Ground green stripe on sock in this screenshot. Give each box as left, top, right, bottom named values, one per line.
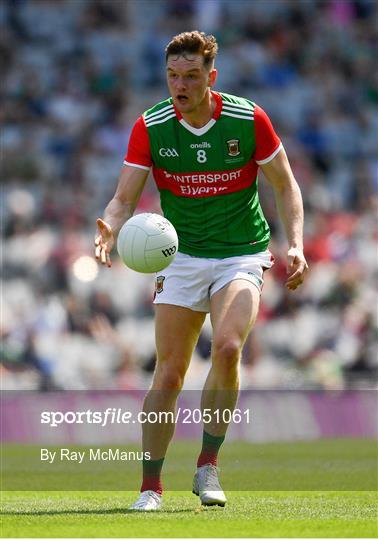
left=197, top=431, right=226, bottom=467
left=203, top=431, right=225, bottom=448
left=143, top=457, right=165, bottom=474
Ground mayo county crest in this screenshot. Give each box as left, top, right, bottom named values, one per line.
left=155, top=276, right=165, bottom=294
left=226, top=139, right=240, bottom=156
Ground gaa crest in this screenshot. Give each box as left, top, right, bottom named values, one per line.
left=155, top=276, right=165, bottom=294
left=226, top=138, right=240, bottom=157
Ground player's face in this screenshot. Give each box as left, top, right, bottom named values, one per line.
left=166, top=54, right=217, bottom=114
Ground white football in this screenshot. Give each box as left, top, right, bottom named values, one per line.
left=117, top=213, right=178, bottom=273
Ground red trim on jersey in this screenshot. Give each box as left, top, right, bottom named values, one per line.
left=124, top=116, right=152, bottom=168
left=211, top=91, right=223, bottom=119
left=173, top=90, right=222, bottom=121
left=253, top=105, right=281, bottom=163
left=153, top=159, right=258, bottom=198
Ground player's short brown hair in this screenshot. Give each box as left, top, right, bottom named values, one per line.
left=165, top=31, right=218, bottom=68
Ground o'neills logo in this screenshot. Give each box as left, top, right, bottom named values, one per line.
left=190, top=142, right=211, bottom=149
left=155, top=276, right=165, bottom=294
left=226, top=139, right=240, bottom=156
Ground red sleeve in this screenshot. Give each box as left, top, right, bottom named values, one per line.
left=253, top=104, right=282, bottom=164
left=123, top=116, right=152, bottom=169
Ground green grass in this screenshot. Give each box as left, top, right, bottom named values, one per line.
left=1, top=439, right=377, bottom=537
left=1, top=490, right=377, bottom=537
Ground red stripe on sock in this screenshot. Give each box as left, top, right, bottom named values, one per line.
left=141, top=476, right=163, bottom=495
left=197, top=451, right=218, bottom=468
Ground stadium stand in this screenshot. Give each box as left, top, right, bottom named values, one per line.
left=1, top=0, right=377, bottom=390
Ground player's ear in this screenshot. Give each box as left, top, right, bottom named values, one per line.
left=208, top=68, right=217, bottom=87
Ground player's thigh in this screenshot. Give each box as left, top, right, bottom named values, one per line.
left=209, top=280, right=260, bottom=350
left=155, top=304, right=206, bottom=369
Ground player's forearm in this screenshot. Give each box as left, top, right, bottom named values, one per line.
left=262, top=151, right=305, bottom=250
left=101, top=166, right=149, bottom=237
left=273, top=180, right=304, bottom=250
left=102, top=197, right=135, bottom=237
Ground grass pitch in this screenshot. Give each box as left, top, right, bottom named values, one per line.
left=1, top=439, right=377, bottom=537
left=2, top=490, right=377, bottom=538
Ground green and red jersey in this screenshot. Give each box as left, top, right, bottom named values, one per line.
left=124, top=91, right=282, bottom=258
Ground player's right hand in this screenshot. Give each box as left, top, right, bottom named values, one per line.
left=95, top=218, right=114, bottom=267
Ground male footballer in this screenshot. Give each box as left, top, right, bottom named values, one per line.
left=95, top=31, right=308, bottom=510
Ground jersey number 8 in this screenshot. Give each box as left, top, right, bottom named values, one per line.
left=196, top=150, right=207, bottom=163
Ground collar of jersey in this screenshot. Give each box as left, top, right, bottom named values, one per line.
left=172, top=91, right=222, bottom=136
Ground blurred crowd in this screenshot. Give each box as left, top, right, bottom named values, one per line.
left=1, top=0, right=377, bottom=391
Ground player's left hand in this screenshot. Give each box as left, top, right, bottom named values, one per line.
left=286, top=247, right=308, bottom=290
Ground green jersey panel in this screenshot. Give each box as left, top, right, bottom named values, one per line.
left=143, top=92, right=270, bottom=258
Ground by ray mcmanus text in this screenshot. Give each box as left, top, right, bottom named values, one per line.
left=40, top=448, right=151, bottom=464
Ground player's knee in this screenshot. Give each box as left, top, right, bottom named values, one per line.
left=154, top=364, right=185, bottom=391
left=212, top=338, right=241, bottom=370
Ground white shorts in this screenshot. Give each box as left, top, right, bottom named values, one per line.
left=153, top=250, right=274, bottom=313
